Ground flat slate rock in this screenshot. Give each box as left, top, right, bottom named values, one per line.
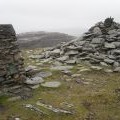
left=66, top=60, right=76, bottom=64
left=51, top=65, right=73, bottom=71
left=41, top=81, right=61, bottom=88
left=62, top=70, right=72, bottom=75
left=104, top=69, right=113, bottom=73
left=91, top=66, right=103, bottom=70
left=57, top=56, right=69, bottom=61
left=51, top=49, right=61, bottom=55
left=104, top=42, right=116, bottom=48
left=29, top=55, right=44, bottom=59
left=25, top=77, right=44, bottom=85
left=25, top=65, right=37, bottom=71
left=104, top=58, right=115, bottom=64
left=79, top=68, right=91, bottom=72
left=35, top=71, right=52, bottom=78
left=29, top=84, right=40, bottom=89
left=91, top=38, right=104, bottom=44
left=66, top=50, right=79, bottom=55
left=113, top=67, right=120, bottom=72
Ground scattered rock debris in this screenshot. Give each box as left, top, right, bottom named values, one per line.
left=23, top=104, right=48, bottom=115
left=36, top=101, right=73, bottom=115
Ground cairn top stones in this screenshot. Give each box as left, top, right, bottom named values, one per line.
left=0, top=24, right=16, bottom=37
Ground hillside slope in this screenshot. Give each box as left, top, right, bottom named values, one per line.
left=17, top=31, right=75, bottom=49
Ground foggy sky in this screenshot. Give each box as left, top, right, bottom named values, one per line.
left=0, top=0, right=120, bottom=35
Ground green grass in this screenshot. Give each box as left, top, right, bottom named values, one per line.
left=0, top=49, right=120, bottom=120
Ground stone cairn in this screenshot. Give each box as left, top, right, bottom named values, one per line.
left=0, top=25, right=26, bottom=95
left=39, top=18, right=120, bottom=72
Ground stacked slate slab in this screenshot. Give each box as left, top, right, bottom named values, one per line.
left=0, top=24, right=26, bottom=87
left=38, top=18, right=120, bottom=72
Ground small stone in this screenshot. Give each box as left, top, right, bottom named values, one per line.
left=53, top=61, right=63, bottom=66
left=112, top=42, right=120, bottom=47
left=108, top=29, right=117, bottom=35
left=72, top=74, right=81, bottom=77
left=51, top=49, right=60, bottom=56
left=62, top=70, right=72, bottom=76
left=15, top=118, right=21, bottom=120
left=25, top=65, right=37, bottom=72
left=66, top=60, right=76, bottom=65
left=83, top=33, right=93, bottom=38
left=41, top=58, right=52, bottom=63
left=91, top=66, right=103, bottom=70
left=35, top=71, right=52, bottom=78
left=112, top=50, right=120, bottom=55
left=41, top=81, right=61, bottom=88
left=51, top=65, right=73, bottom=71
left=29, top=55, right=44, bottom=59
left=67, top=46, right=82, bottom=50
left=36, top=63, right=43, bottom=66
left=91, top=38, right=104, bottom=44
left=83, top=82, right=90, bottom=85
left=104, top=58, right=114, bottom=64
left=75, top=79, right=82, bottom=84
left=77, top=41, right=86, bottom=46
left=108, top=55, right=116, bottom=59
left=89, top=58, right=101, bottom=64
left=29, top=84, right=40, bottom=89
left=104, top=69, right=113, bottom=73
left=25, top=77, right=44, bottom=85
left=104, top=42, right=116, bottom=49
left=93, top=27, right=102, bottom=35
left=82, top=47, right=93, bottom=51
left=100, top=62, right=108, bottom=67
left=113, top=62, right=119, bottom=67
left=66, top=50, right=79, bottom=55
left=57, top=56, right=69, bottom=62
left=113, top=67, right=120, bottom=72
left=79, top=68, right=91, bottom=72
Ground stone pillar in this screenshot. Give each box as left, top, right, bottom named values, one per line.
left=0, top=24, right=26, bottom=86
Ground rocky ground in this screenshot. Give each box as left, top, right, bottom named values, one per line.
left=0, top=48, right=120, bottom=120
left=0, top=18, right=120, bottom=120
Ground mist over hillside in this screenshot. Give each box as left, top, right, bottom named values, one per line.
left=34, top=28, right=87, bottom=36
left=17, top=31, right=76, bottom=49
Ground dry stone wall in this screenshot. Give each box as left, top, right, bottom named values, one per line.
left=0, top=24, right=26, bottom=86
left=39, top=18, right=120, bottom=72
